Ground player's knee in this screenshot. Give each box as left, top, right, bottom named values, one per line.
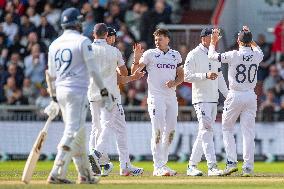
left=154, top=129, right=161, bottom=144
left=58, top=134, right=75, bottom=151
left=199, top=116, right=213, bottom=131
left=167, top=130, right=175, bottom=145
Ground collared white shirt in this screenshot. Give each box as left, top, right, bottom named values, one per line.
left=184, top=43, right=228, bottom=104
left=139, top=48, right=182, bottom=97
left=87, top=39, right=124, bottom=102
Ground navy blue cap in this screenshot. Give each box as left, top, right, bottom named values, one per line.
left=238, top=30, right=252, bottom=43
left=61, top=8, right=83, bottom=28
left=93, top=23, right=108, bottom=36
left=107, top=27, right=117, bottom=37
left=200, top=28, right=212, bottom=37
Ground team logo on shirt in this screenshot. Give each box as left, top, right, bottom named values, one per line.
left=88, top=45, right=92, bottom=51
left=155, top=54, right=161, bottom=58
left=157, top=63, right=176, bottom=69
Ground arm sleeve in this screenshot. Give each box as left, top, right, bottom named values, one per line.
left=117, top=48, right=125, bottom=67
left=177, top=52, right=183, bottom=67
left=47, top=47, right=56, bottom=78
left=81, top=38, right=105, bottom=90
left=208, top=44, right=234, bottom=64
left=139, top=50, right=151, bottom=66
left=184, top=52, right=207, bottom=82
left=218, top=69, right=228, bottom=98
left=252, top=45, right=264, bottom=63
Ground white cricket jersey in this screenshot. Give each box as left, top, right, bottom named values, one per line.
left=184, top=44, right=228, bottom=104
left=47, top=30, right=94, bottom=94
left=87, top=39, right=124, bottom=102
left=208, top=45, right=264, bottom=91
left=139, top=48, right=182, bottom=97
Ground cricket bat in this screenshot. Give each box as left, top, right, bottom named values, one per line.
left=21, top=116, right=53, bottom=184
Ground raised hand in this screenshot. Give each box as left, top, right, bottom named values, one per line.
left=133, top=43, right=144, bottom=63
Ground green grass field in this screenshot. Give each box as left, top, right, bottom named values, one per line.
left=1, top=161, right=284, bottom=189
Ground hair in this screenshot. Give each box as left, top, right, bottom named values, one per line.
left=153, top=28, right=170, bottom=38
left=239, top=41, right=251, bottom=47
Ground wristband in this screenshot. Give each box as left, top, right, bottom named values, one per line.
left=52, top=96, right=58, bottom=102
left=100, top=88, right=109, bottom=97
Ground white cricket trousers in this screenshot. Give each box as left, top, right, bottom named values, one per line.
left=89, top=101, right=102, bottom=153
left=95, top=102, right=130, bottom=169
left=222, top=90, right=257, bottom=170
left=147, top=95, right=178, bottom=169
left=189, top=103, right=218, bottom=167
left=50, top=91, right=91, bottom=179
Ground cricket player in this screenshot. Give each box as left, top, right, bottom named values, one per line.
left=45, top=8, right=114, bottom=184
left=208, top=26, right=264, bottom=176
left=88, top=26, right=127, bottom=176
left=88, top=23, right=144, bottom=176
left=132, top=28, right=184, bottom=176
left=184, top=28, right=228, bottom=176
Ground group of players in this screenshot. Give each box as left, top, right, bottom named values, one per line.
left=43, top=7, right=263, bottom=184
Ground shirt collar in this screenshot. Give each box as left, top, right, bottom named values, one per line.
left=64, top=29, right=80, bottom=34
left=199, top=43, right=208, bottom=54
left=239, top=46, right=252, bottom=51
left=156, top=47, right=171, bottom=55
left=93, top=39, right=107, bottom=44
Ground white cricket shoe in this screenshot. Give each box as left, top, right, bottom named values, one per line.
left=77, top=175, right=100, bottom=184
left=187, top=165, right=203, bottom=176
left=223, top=161, right=238, bottom=176
left=101, top=162, right=114, bottom=176
left=208, top=164, right=223, bottom=176
left=120, top=163, right=144, bottom=176
left=47, top=175, right=74, bottom=184
left=242, top=167, right=253, bottom=177
left=153, top=165, right=177, bottom=176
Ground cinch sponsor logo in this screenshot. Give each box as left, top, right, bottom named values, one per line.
left=157, top=63, right=176, bottom=69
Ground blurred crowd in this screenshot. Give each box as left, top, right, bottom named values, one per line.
left=0, top=0, right=283, bottom=121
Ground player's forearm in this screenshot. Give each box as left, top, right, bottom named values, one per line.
left=118, top=74, right=135, bottom=84
left=218, top=73, right=228, bottom=98
left=174, top=67, right=184, bottom=86
left=131, top=63, right=139, bottom=74
left=118, top=65, right=128, bottom=76
left=208, top=45, right=220, bottom=61
left=45, top=70, right=56, bottom=98
left=184, top=72, right=207, bottom=82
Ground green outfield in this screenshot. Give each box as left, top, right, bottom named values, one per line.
left=1, top=161, right=284, bottom=189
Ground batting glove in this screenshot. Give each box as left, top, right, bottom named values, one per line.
left=44, top=99, right=60, bottom=120
left=100, top=88, right=115, bottom=112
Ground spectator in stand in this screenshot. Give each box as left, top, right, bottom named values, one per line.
left=24, top=44, right=46, bottom=86
left=82, top=11, right=96, bottom=39
left=2, top=13, right=18, bottom=45
left=36, top=13, right=57, bottom=45
left=2, top=1, right=21, bottom=25
left=7, top=52, right=24, bottom=69
left=91, top=0, right=106, bottom=23
left=140, top=0, right=171, bottom=47
left=0, top=48, right=8, bottom=68
left=26, top=6, right=41, bottom=27
left=3, top=63, right=24, bottom=88
left=260, top=89, right=280, bottom=122
left=35, top=86, right=50, bottom=111
left=108, top=1, right=124, bottom=23
left=3, top=76, right=23, bottom=105
left=278, top=96, right=284, bottom=121
left=104, top=12, right=120, bottom=31
left=263, top=65, right=282, bottom=94
left=257, top=34, right=272, bottom=81
left=8, top=34, right=26, bottom=58
left=275, top=80, right=284, bottom=99
left=124, top=88, right=141, bottom=106
left=26, top=32, right=47, bottom=55
left=125, top=2, right=143, bottom=40
left=277, top=55, right=284, bottom=79
left=117, top=23, right=135, bottom=44
left=0, top=32, right=7, bottom=52
left=19, top=14, right=36, bottom=38
left=22, top=77, right=36, bottom=105
left=43, top=3, right=61, bottom=32
left=272, top=18, right=284, bottom=64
